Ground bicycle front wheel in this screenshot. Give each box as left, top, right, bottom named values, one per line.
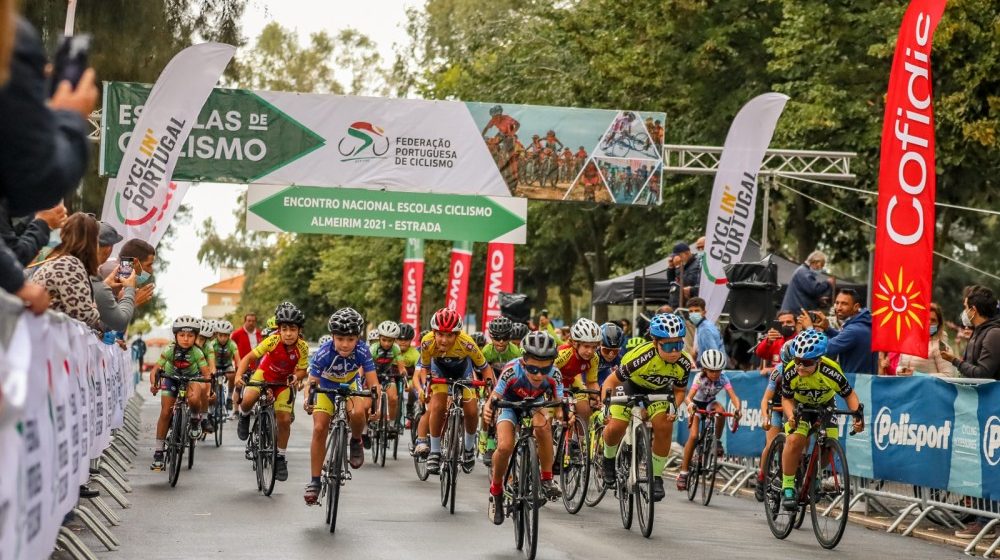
left=214, top=391, right=225, bottom=447
left=187, top=431, right=195, bottom=470
left=560, top=416, right=590, bottom=514
left=687, top=436, right=702, bottom=502
left=810, top=438, right=851, bottom=549
left=412, top=410, right=429, bottom=481
left=701, top=426, right=719, bottom=506
left=327, top=424, right=346, bottom=533
left=259, top=407, right=278, bottom=496
left=616, top=444, right=633, bottom=530
left=634, top=424, right=654, bottom=538
left=585, top=425, right=607, bottom=507
left=522, top=438, right=541, bottom=560
left=763, top=434, right=794, bottom=539
left=377, top=396, right=389, bottom=467
left=511, top=444, right=525, bottom=551
left=167, top=407, right=185, bottom=487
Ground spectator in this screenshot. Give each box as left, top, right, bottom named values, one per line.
left=619, top=317, right=632, bottom=338
left=780, top=250, right=835, bottom=312
left=231, top=312, right=263, bottom=368
left=893, top=303, right=955, bottom=377
left=666, top=242, right=700, bottom=307
left=91, top=222, right=136, bottom=332
left=801, top=288, right=877, bottom=374
left=0, top=200, right=65, bottom=265
left=29, top=213, right=102, bottom=329
left=109, top=239, right=157, bottom=307
left=754, top=309, right=797, bottom=372
left=537, top=308, right=561, bottom=343
left=686, top=296, right=724, bottom=361
left=131, top=335, right=147, bottom=368
left=942, top=285, right=1000, bottom=380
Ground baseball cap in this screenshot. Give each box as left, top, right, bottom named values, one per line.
left=98, top=222, right=124, bottom=247
left=671, top=242, right=690, bottom=255
left=539, top=308, right=549, bottom=317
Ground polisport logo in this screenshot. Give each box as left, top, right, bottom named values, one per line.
left=337, top=121, right=389, bottom=162
left=874, top=406, right=951, bottom=452
left=984, top=416, right=1000, bottom=467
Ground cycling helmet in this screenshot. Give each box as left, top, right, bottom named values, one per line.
left=199, top=319, right=216, bottom=337
left=488, top=316, right=513, bottom=340
left=626, top=336, right=647, bottom=350
left=214, top=320, right=234, bottom=335
left=275, top=305, right=305, bottom=327
left=367, top=330, right=380, bottom=344
left=489, top=105, right=503, bottom=116
left=791, top=329, right=828, bottom=360
left=779, top=339, right=795, bottom=364
left=376, top=320, right=401, bottom=338
left=266, top=316, right=277, bottom=330
left=472, top=332, right=488, bottom=348
left=700, top=349, right=728, bottom=371
left=172, top=315, right=201, bottom=335
left=430, top=308, right=463, bottom=332
left=546, top=129, right=555, bottom=136
left=510, top=322, right=529, bottom=342
left=648, top=313, right=686, bottom=339
left=569, top=318, right=601, bottom=343
left=521, top=331, right=558, bottom=360
left=318, top=334, right=333, bottom=346
left=327, top=308, right=365, bottom=336
left=275, top=301, right=296, bottom=314
left=600, top=322, right=625, bottom=348
left=398, top=322, right=416, bottom=341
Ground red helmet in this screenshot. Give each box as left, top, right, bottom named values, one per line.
left=430, top=308, right=463, bottom=332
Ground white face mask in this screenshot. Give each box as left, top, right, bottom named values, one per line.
left=961, top=308, right=974, bottom=328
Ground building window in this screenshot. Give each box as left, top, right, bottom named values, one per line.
left=222, top=297, right=233, bottom=306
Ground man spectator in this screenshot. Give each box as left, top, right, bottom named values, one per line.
left=754, top=309, right=797, bottom=372
left=686, top=296, right=724, bottom=361
left=0, top=200, right=65, bottom=265
left=942, top=285, right=1000, bottom=380
left=232, top=312, right=263, bottom=367
left=112, top=239, right=157, bottom=307
left=781, top=250, right=835, bottom=312
left=131, top=335, right=147, bottom=369
left=91, top=222, right=140, bottom=332
left=667, top=242, right=700, bottom=307
left=801, top=288, right=877, bottom=374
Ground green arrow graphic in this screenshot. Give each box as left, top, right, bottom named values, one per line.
left=249, top=186, right=525, bottom=243
left=101, top=82, right=325, bottom=182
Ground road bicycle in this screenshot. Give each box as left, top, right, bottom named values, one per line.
left=244, top=379, right=295, bottom=496
left=410, top=396, right=430, bottom=481
left=206, top=370, right=231, bottom=448
left=158, top=373, right=212, bottom=488
left=686, top=406, right=739, bottom=506
left=306, top=383, right=374, bottom=533
left=585, top=411, right=609, bottom=507
left=601, top=130, right=654, bottom=159
left=433, top=376, right=487, bottom=514
left=554, top=388, right=599, bottom=514
left=371, top=372, right=405, bottom=467
left=763, top=403, right=863, bottom=549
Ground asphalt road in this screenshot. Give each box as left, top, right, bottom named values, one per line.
left=84, top=394, right=964, bottom=560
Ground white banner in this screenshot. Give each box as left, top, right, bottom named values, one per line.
left=699, top=93, right=789, bottom=321
left=100, top=43, right=234, bottom=252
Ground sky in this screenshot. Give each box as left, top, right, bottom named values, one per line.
left=156, top=0, right=420, bottom=323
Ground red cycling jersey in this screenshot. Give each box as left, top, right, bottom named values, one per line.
left=554, top=343, right=599, bottom=387
left=251, top=335, right=310, bottom=383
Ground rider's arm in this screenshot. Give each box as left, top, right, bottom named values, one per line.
left=725, top=386, right=741, bottom=413
left=362, top=369, right=381, bottom=395
left=293, top=367, right=308, bottom=383
left=672, top=385, right=686, bottom=412
left=683, top=384, right=698, bottom=410
left=781, top=396, right=796, bottom=425
left=234, top=352, right=255, bottom=383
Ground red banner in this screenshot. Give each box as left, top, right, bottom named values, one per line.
left=481, top=243, right=515, bottom=330
left=400, top=239, right=424, bottom=343
left=872, top=0, right=946, bottom=358
left=445, top=241, right=474, bottom=318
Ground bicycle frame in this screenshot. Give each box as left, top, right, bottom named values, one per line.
left=790, top=406, right=858, bottom=506
left=608, top=393, right=673, bottom=489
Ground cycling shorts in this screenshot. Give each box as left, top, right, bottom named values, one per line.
left=565, top=375, right=589, bottom=402
left=608, top=381, right=675, bottom=423
left=312, top=379, right=367, bottom=416
left=244, top=370, right=294, bottom=414
left=159, top=376, right=181, bottom=398
left=497, top=406, right=551, bottom=427
left=784, top=410, right=837, bottom=439
left=428, top=358, right=476, bottom=399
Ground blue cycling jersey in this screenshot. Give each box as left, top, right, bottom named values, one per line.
left=597, top=352, right=621, bottom=386
left=494, top=360, right=564, bottom=402
left=308, top=340, right=376, bottom=388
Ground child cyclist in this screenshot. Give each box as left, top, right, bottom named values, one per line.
left=207, top=320, right=241, bottom=417
left=482, top=331, right=564, bottom=525
left=303, top=308, right=381, bottom=504
left=371, top=320, right=408, bottom=436
left=754, top=339, right=795, bottom=501
left=149, top=316, right=213, bottom=470
left=676, top=349, right=741, bottom=491
left=479, top=316, right=524, bottom=464
left=397, top=323, right=421, bottom=427
left=554, top=318, right=603, bottom=425
left=235, top=304, right=310, bottom=483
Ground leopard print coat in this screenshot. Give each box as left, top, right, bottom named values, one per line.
left=32, top=255, right=101, bottom=328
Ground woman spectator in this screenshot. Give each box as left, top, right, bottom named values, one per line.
left=893, top=303, right=956, bottom=377
left=29, top=213, right=103, bottom=329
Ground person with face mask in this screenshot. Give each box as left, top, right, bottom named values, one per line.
left=780, top=250, right=836, bottom=313
left=754, top=310, right=798, bottom=373
left=891, top=303, right=956, bottom=377
left=942, top=285, right=1000, bottom=381
left=686, top=297, right=724, bottom=361
left=800, top=288, right=877, bottom=375
left=90, top=222, right=136, bottom=333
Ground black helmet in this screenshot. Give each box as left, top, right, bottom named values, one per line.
left=327, top=308, right=364, bottom=336
left=275, top=305, right=305, bottom=327
left=489, top=105, right=503, bottom=116
left=488, top=316, right=513, bottom=339
left=275, top=301, right=296, bottom=315
left=398, top=322, right=416, bottom=341
left=510, top=322, right=529, bottom=342
left=472, top=332, right=487, bottom=348
left=521, top=331, right=558, bottom=360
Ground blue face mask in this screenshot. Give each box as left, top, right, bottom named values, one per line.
left=137, top=271, right=151, bottom=285
left=689, top=312, right=703, bottom=326
left=929, top=325, right=939, bottom=336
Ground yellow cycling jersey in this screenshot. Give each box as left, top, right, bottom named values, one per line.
left=418, top=331, right=488, bottom=371
left=615, top=341, right=692, bottom=391
left=780, top=356, right=853, bottom=407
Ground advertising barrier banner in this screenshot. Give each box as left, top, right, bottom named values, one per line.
left=101, top=82, right=666, bottom=206
left=979, top=381, right=1000, bottom=500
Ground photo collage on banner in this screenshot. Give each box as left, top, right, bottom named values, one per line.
left=467, top=103, right=665, bottom=206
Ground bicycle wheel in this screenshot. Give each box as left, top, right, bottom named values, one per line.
left=440, top=412, right=454, bottom=508
left=377, top=397, right=388, bottom=467
left=412, top=411, right=429, bottom=481
left=259, top=407, right=278, bottom=496
left=447, top=412, right=461, bottom=514
left=585, top=425, right=607, bottom=507
left=214, top=388, right=225, bottom=447
left=701, top=428, right=718, bottom=506
left=187, top=430, right=195, bottom=470
left=634, top=424, right=654, bottom=538
left=561, top=416, right=590, bottom=514
left=763, top=434, right=794, bottom=539
left=511, top=444, right=524, bottom=551
left=327, top=424, right=345, bottom=533
left=609, top=139, right=627, bottom=158
left=167, top=407, right=184, bottom=487
left=811, top=438, right=851, bottom=549
left=687, top=431, right=702, bottom=502
left=392, top=385, right=403, bottom=461
left=616, top=444, right=633, bottom=530
left=249, top=415, right=263, bottom=492
left=522, top=437, right=541, bottom=560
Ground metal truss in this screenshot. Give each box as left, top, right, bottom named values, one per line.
left=662, top=144, right=856, bottom=181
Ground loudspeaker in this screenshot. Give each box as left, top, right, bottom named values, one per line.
left=723, top=256, right=780, bottom=332
left=499, top=292, right=531, bottom=324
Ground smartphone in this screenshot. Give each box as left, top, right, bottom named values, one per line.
left=939, top=340, right=947, bottom=352
left=768, top=319, right=782, bottom=332
left=810, top=312, right=824, bottom=324
left=48, top=34, right=91, bottom=96
left=117, top=257, right=134, bottom=281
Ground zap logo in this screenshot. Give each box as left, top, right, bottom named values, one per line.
left=337, top=121, right=389, bottom=162
left=984, top=415, right=1000, bottom=467
left=872, top=267, right=927, bottom=341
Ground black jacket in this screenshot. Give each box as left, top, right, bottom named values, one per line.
left=0, top=202, right=50, bottom=265
left=958, top=316, right=1000, bottom=380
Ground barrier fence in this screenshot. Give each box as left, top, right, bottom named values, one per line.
left=0, top=302, right=138, bottom=560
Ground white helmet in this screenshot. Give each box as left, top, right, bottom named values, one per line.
left=570, top=318, right=601, bottom=343
left=318, top=334, right=333, bottom=346
left=172, top=315, right=201, bottom=334
left=367, top=330, right=380, bottom=343
left=214, top=320, right=234, bottom=335
left=700, top=349, right=728, bottom=370
left=376, top=320, right=401, bottom=338
left=199, top=319, right=216, bottom=337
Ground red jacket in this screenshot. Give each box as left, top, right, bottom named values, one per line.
left=232, top=327, right=263, bottom=368
left=755, top=335, right=794, bottom=367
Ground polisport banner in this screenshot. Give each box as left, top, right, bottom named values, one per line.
left=100, top=82, right=666, bottom=206
left=401, top=239, right=424, bottom=343
left=979, top=381, right=1000, bottom=500
left=871, top=0, right=946, bottom=357
left=481, top=243, right=515, bottom=331
left=698, top=93, right=789, bottom=321
left=445, top=241, right=474, bottom=317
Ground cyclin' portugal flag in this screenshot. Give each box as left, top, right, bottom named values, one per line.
left=401, top=239, right=424, bottom=343
left=872, top=0, right=946, bottom=358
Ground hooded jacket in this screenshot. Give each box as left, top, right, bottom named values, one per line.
left=824, top=308, right=877, bottom=375
left=956, top=316, right=1000, bottom=380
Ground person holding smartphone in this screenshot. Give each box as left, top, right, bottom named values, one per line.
left=892, top=302, right=955, bottom=377
left=91, top=222, right=137, bottom=332
left=754, top=310, right=798, bottom=373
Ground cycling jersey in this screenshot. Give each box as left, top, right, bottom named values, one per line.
left=399, top=345, right=420, bottom=371
left=417, top=331, right=488, bottom=373
left=485, top=114, right=519, bottom=136
left=554, top=344, right=598, bottom=388
left=615, top=341, right=692, bottom=392
left=689, top=372, right=732, bottom=404
left=308, top=340, right=376, bottom=388
left=596, top=351, right=621, bottom=386
left=207, top=338, right=239, bottom=371
left=251, top=334, right=310, bottom=383
left=156, top=343, right=208, bottom=377
left=780, top=356, right=852, bottom=407
left=766, top=363, right=789, bottom=407
left=494, top=360, right=564, bottom=402
left=370, top=343, right=403, bottom=376
left=482, top=342, right=523, bottom=369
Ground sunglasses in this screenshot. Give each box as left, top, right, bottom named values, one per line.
left=523, top=363, right=553, bottom=376
left=658, top=341, right=684, bottom=353
left=794, top=358, right=818, bottom=368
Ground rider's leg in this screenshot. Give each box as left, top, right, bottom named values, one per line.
left=462, top=391, right=479, bottom=453
left=574, top=397, right=592, bottom=426
left=649, top=409, right=675, bottom=479
left=712, top=402, right=726, bottom=438
left=225, top=372, right=236, bottom=408
left=348, top=397, right=371, bottom=439
left=533, top=411, right=554, bottom=473
left=310, top=408, right=332, bottom=479
left=386, top=383, right=399, bottom=424
left=781, top=433, right=807, bottom=489
left=239, top=386, right=261, bottom=414
left=681, top=414, right=700, bottom=471
left=490, top=419, right=516, bottom=493
left=427, top=391, right=448, bottom=453
left=275, top=409, right=292, bottom=452
left=156, top=394, right=176, bottom=445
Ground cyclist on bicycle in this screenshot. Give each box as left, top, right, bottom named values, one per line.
left=676, top=349, right=741, bottom=491
left=472, top=332, right=488, bottom=350
left=371, top=320, right=408, bottom=436
left=510, top=322, right=529, bottom=349
left=303, top=308, right=381, bottom=504
left=397, top=323, right=421, bottom=426
left=207, top=320, right=241, bottom=417
left=192, top=319, right=219, bottom=433
left=544, top=129, right=564, bottom=152
left=779, top=329, right=864, bottom=511
left=554, top=318, right=602, bottom=425
left=596, top=322, right=625, bottom=386
left=482, top=331, right=564, bottom=524
left=149, top=316, right=213, bottom=470
left=479, top=316, right=524, bottom=463
left=600, top=313, right=692, bottom=502
left=234, top=304, right=310, bottom=483
left=411, top=308, right=495, bottom=474
left=481, top=105, right=520, bottom=142
left=605, top=112, right=635, bottom=147
left=755, top=339, right=794, bottom=501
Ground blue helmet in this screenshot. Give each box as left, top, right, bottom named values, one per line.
left=779, top=339, right=796, bottom=364
left=791, top=329, right=827, bottom=360
left=600, top=322, right=625, bottom=348
left=648, top=313, right=686, bottom=339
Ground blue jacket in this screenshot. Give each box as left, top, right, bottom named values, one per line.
left=824, top=309, right=877, bottom=375
left=695, top=320, right=725, bottom=361
left=781, top=264, right=831, bottom=312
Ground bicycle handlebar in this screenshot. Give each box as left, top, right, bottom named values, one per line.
left=493, top=398, right=564, bottom=411
left=245, top=380, right=297, bottom=405
left=569, top=388, right=601, bottom=396
left=792, top=403, right=866, bottom=435
left=430, top=377, right=487, bottom=388
left=158, top=373, right=212, bottom=384
left=606, top=394, right=674, bottom=406
left=693, top=408, right=737, bottom=418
